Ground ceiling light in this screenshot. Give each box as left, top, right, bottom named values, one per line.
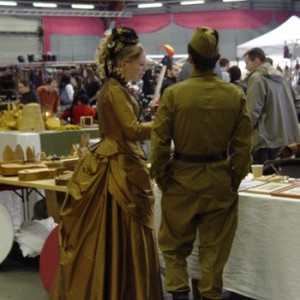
left=138, top=3, right=163, bottom=8
left=0, top=1, right=17, bottom=6
left=71, top=4, right=95, bottom=10
left=180, top=0, right=205, bottom=5
left=33, top=2, right=57, bottom=8
left=223, top=0, right=246, bottom=2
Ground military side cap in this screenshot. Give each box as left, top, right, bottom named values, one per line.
left=189, top=27, right=220, bottom=58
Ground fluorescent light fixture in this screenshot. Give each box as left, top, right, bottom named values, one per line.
left=223, top=0, right=246, bottom=2
left=180, top=0, right=205, bottom=5
left=71, top=4, right=95, bottom=9
left=138, top=2, right=163, bottom=8
left=33, top=2, right=57, bottom=8
left=0, top=1, right=17, bottom=6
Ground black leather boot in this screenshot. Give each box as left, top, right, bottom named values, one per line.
left=191, top=278, right=202, bottom=299
left=172, top=291, right=189, bottom=300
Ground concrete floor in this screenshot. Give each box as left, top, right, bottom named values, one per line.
left=0, top=256, right=173, bottom=300
left=0, top=257, right=48, bottom=300
left=0, top=244, right=254, bottom=300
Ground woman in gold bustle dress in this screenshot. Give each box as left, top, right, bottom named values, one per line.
left=50, top=27, right=164, bottom=300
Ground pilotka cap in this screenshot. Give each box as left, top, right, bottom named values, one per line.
left=189, top=27, right=220, bottom=58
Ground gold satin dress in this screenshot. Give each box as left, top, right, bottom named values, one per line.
left=50, top=78, right=163, bottom=300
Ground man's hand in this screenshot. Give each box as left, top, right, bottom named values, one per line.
left=231, top=169, right=243, bottom=192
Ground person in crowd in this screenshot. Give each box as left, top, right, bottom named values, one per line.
left=178, top=58, right=222, bottom=82
left=178, top=59, right=192, bottom=82
left=160, top=62, right=180, bottom=96
left=59, top=73, right=74, bottom=112
left=60, top=93, right=96, bottom=125
left=265, top=56, right=273, bottom=65
left=219, top=57, right=230, bottom=82
left=228, top=65, right=247, bottom=94
left=50, top=27, right=163, bottom=300
left=37, top=77, right=60, bottom=116
left=83, top=67, right=102, bottom=106
left=280, top=142, right=300, bottom=158
left=72, top=75, right=87, bottom=104
left=17, top=79, right=40, bottom=106
left=142, top=68, right=155, bottom=96
left=243, top=47, right=300, bottom=163
left=150, top=26, right=253, bottom=300
left=214, top=60, right=222, bottom=79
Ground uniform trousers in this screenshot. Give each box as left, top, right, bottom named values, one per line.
left=158, top=182, right=238, bottom=300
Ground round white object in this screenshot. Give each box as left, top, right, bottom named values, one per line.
left=0, top=202, right=14, bottom=264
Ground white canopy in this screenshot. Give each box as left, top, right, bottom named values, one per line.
left=237, top=15, right=300, bottom=58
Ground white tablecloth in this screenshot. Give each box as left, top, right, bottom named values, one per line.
left=0, top=128, right=99, bottom=159
left=223, top=192, right=300, bottom=300
left=0, top=131, right=41, bottom=161
left=0, top=191, right=23, bottom=231
left=155, top=185, right=300, bottom=300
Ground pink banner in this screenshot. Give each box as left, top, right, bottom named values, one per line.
left=173, top=10, right=274, bottom=30
left=115, top=14, right=171, bottom=33
left=42, top=11, right=298, bottom=53
left=275, top=11, right=300, bottom=23
left=43, top=17, right=105, bottom=52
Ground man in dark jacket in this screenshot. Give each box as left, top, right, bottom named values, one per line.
left=17, top=79, right=40, bottom=106
left=160, top=62, right=180, bottom=97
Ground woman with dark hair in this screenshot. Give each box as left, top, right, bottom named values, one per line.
left=17, top=79, right=40, bottom=106
left=72, top=75, right=87, bottom=105
left=83, top=67, right=101, bottom=106
left=228, top=65, right=247, bottom=94
left=50, top=27, right=163, bottom=300
left=60, top=93, right=96, bottom=125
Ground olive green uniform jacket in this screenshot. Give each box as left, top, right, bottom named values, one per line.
left=150, top=69, right=253, bottom=194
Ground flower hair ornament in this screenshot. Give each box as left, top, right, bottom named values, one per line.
left=98, top=27, right=139, bottom=80
left=108, top=27, right=139, bottom=56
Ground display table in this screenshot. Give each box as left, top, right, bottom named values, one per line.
left=154, top=184, right=300, bottom=299
left=0, top=127, right=99, bottom=159
left=223, top=192, right=300, bottom=300
left=39, top=127, right=99, bottom=156
left=0, top=175, right=66, bottom=223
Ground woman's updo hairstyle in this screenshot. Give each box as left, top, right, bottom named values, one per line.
left=97, top=27, right=143, bottom=79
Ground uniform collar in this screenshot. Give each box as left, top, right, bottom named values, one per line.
left=190, top=69, right=216, bottom=78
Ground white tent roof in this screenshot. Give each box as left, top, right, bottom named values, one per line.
left=237, top=15, right=300, bottom=58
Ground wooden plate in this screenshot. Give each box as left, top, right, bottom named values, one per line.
left=0, top=163, right=48, bottom=176
left=18, top=168, right=57, bottom=181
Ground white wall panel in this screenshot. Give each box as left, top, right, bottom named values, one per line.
left=0, top=16, right=40, bottom=33
left=0, top=34, right=42, bottom=64
left=0, top=16, right=41, bottom=65
left=51, top=35, right=100, bottom=61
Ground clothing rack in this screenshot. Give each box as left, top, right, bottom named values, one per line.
left=0, top=61, right=98, bottom=98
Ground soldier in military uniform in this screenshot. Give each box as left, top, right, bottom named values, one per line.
left=150, top=27, right=253, bottom=300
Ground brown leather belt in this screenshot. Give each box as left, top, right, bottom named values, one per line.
left=173, top=151, right=227, bottom=163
